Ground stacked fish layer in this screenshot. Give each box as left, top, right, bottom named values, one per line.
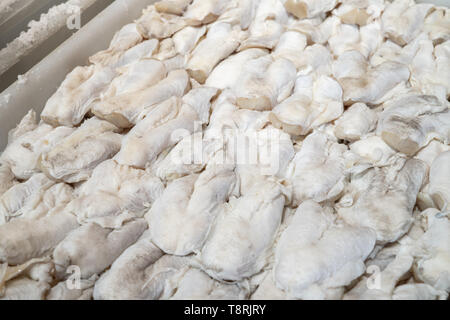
left=0, top=0, right=449, bottom=300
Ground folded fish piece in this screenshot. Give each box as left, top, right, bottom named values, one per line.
left=327, top=23, right=361, bottom=57
left=101, top=59, right=167, bottom=97
left=0, top=173, right=55, bottom=225
left=172, top=25, right=206, bottom=55
left=89, top=23, right=144, bottom=66
left=7, top=182, right=73, bottom=222
left=206, top=48, right=268, bottom=90
left=423, top=6, right=450, bottom=43
left=0, top=277, right=50, bottom=300
left=272, top=31, right=307, bottom=67
left=186, top=22, right=243, bottom=84
left=198, top=180, right=285, bottom=281
left=344, top=252, right=415, bottom=300
left=287, top=132, right=347, bottom=205
left=0, top=165, right=16, bottom=197
left=137, top=6, right=186, bottom=39
left=92, top=69, right=189, bottom=128
left=234, top=57, right=296, bottom=111
left=7, top=110, right=37, bottom=144
left=270, top=75, right=343, bottom=135
left=184, top=0, right=229, bottom=25
left=428, top=151, right=450, bottom=211
left=155, top=0, right=192, bottom=15
left=283, top=0, right=338, bottom=19
left=339, top=158, right=427, bottom=243
left=93, top=231, right=164, bottom=300
left=47, top=276, right=97, bottom=300
left=274, top=200, right=376, bottom=299
left=109, top=39, right=160, bottom=68
left=0, top=211, right=79, bottom=265
left=295, top=44, right=332, bottom=78
left=116, top=87, right=218, bottom=168
left=382, top=0, right=433, bottom=46
left=39, top=118, right=122, bottom=183
left=238, top=0, right=288, bottom=50
left=413, top=208, right=450, bottom=292
left=392, top=283, right=447, bottom=300
left=334, top=103, right=377, bottom=141
left=377, top=94, right=450, bottom=156
left=71, top=159, right=164, bottom=228
left=0, top=257, right=51, bottom=295
left=1, top=122, right=75, bottom=180
left=332, top=50, right=368, bottom=80
left=41, top=65, right=116, bottom=127
left=53, top=219, right=147, bottom=279
left=141, top=255, right=193, bottom=299
left=169, top=268, right=247, bottom=300
left=349, top=135, right=398, bottom=167
left=148, top=165, right=237, bottom=255
left=339, top=61, right=410, bottom=105
left=250, top=270, right=289, bottom=300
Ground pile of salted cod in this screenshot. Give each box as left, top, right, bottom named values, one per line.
left=0, top=0, right=449, bottom=300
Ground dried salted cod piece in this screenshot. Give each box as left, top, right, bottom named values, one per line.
left=428, top=151, right=450, bottom=211
left=338, top=158, right=427, bottom=243
left=69, top=159, right=164, bottom=228
left=198, top=179, right=285, bottom=281
left=53, top=219, right=147, bottom=279
left=101, top=59, right=167, bottom=98
left=206, top=48, right=268, bottom=90
left=328, top=23, right=361, bottom=57
left=272, top=31, right=307, bottom=67
left=423, top=6, right=450, bottom=43
left=116, top=87, right=218, bottom=168
left=349, top=135, right=399, bottom=167
left=1, top=122, right=74, bottom=180
left=186, top=22, right=243, bottom=84
left=137, top=6, right=186, bottom=39
left=39, top=118, right=122, bottom=183
left=381, top=0, right=433, bottom=46
left=274, top=200, right=376, bottom=299
left=239, top=0, right=288, bottom=51
left=139, top=255, right=193, bottom=299
left=0, top=277, right=50, bottom=300
left=184, top=0, right=229, bottom=25
left=89, top=23, right=143, bottom=66
left=233, top=56, right=296, bottom=111
left=377, top=94, right=450, bottom=156
left=0, top=165, right=16, bottom=198
left=168, top=267, right=247, bottom=300
left=3, top=182, right=73, bottom=222
left=334, top=103, right=377, bottom=142
left=172, top=25, right=206, bottom=55
left=0, top=211, right=79, bottom=265
left=339, top=61, right=410, bottom=105
left=392, top=283, right=447, bottom=300
left=92, top=69, right=189, bottom=128
left=287, top=132, right=347, bottom=206
left=47, top=275, right=97, bottom=300
left=283, top=0, right=338, bottom=19
left=155, top=0, right=192, bottom=15
left=148, top=164, right=237, bottom=256
left=295, top=44, right=332, bottom=78
left=41, top=65, right=116, bottom=127
left=270, top=75, right=343, bottom=135
left=7, top=110, right=37, bottom=144
left=413, top=208, right=450, bottom=292
left=93, top=231, right=164, bottom=300
left=0, top=173, right=55, bottom=224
